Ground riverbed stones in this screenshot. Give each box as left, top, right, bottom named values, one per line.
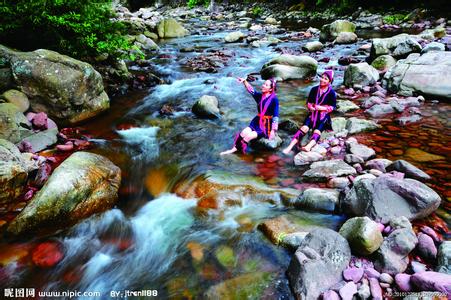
left=383, top=51, right=451, bottom=99
left=371, top=55, right=397, bottom=73
left=365, top=103, right=395, bottom=117
left=0, top=103, right=32, bottom=144
left=303, top=159, right=357, bottom=182
left=437, top=241, right=451, bottom=274
left=250, top=134, right=282, bottom=150
left=347, top=142, right=376, bottom=161
left=320, top=20, right=356, bottom=42
left=294, top=188, right=340, bottom=212
left=302, top=41, right=324, bottom=52
left=192, top=95, right=220, bottom=119
left=385, top=160, right=430, bottom=181
left=204, top=272, right=273, bottom=299
left=287, top=228, right=351, bottom=299
left=0, top=45, right=109, bottom=124
left=339, top=217, right=383, bottom=256
left=346, top=117, right=379, bottom=134
left=157, top=18, right=189, bottom=38
left=336, top=100, right=359, bottom=113
left=224, top=31, right=245, bottom=43
left=370, top=34, right=420, bottom=59
left=405, top=148, right=445, bottom=162
left=18, top=128, right=58, bottom=153
left=1, top=89, right=29, bottom=112
left=260, top=54, right=317, bottom=81
left=421, top=42, right=445, bottom=54
left=342, top=175, right=441, bottom=224
left=258, top=215, right=302, bottom=245
left=7, top=151, right=121, bottom=235
left=416, top=233, right=437, bottom=260
left=0, top=139, right=36, bottom=204
left=410, top=271, right=451, bottom=294
left=335, top=32, right=358, bottom=44
left=344, top=63, right=379, bottom=88
left=294, top=151, right=324, bottom=166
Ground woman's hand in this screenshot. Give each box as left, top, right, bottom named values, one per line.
left=307, top=103, right=315, bottom=112
left=237, top=77, right=246, bottom=83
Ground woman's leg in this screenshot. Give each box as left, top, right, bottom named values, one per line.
left=282, top=125, right=309, bottom=154
left=220, top=127, right=255, bottom=155
left=302, top=129, right=321, bottom=152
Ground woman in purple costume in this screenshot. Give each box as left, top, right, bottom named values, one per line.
left=282, top=70, right=336, bottom=154
left=220, top=77, right=279, bottom=155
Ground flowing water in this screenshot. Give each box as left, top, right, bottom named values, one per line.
left=1, top=16, right=449, bottom=299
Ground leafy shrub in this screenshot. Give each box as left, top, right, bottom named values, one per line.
left=383, top=14, right=407, bottom=25
left=251, top=6, right=263, bottom=17
left=0, top=0, right=133, bottom=60
left=187, top=0, right=210, bottom=9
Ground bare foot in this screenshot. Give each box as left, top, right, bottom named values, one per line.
left=220, top=147, right=237, bottom=155
left=302, top=140, right=316, bottom=152
left=282, top=147, right=292, bottom=155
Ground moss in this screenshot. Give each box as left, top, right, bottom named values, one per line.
left=215, top=245, right=236, bottom=268
left=383, top=14, right=407, bottom=25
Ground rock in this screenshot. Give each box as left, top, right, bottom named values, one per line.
left=395, top=273, right=412, bottom=292
left=420, top=226, right=441, bottom=243
left=370, top=34, right=421, bottom=59
left=224, top=31, right=245, bottom=43
left=410, top=271, right=451, bottom=294
left=342, top=176, right=441, bottom=224
left=260, top=54, right=318, bottom=81
left=0, top=45, right=109, bottom=124
left=365, top=268, right=381, bottom=279
left=329, top=146, right=341, bottom=155
left=346, top=117, right=379, bottom=134
left=339, top=217, right=383, bottom=256
left=204, top=272, right=273, bottom=299
left=0, top=139, right=36, bottom=204
left=374, top=217, right=418, bottom=274
left=332, top=117, right=347, bottom=133
left=264, top=17, right=278, bottom=25
left=345, top=154, right=364, bottom=164
left=416, top=233, right=437, bottom=260
left=380, top=273, right=394, bottom=284
left=368, top=278, right=382, bottom=300
left=411, top=261, right=427, bottom=273
left=31, top=112, right=48, bottom=130
left=250, top=134, right=282, bottom=151
left=157, top=18, right=189, bottom=38
left=18, top=128, right=58, bottom=152
left=280, top=232, right=309, bottom=251
left=365, top=103, right=395, bottom=117
left=279, top=119, right=299, bottom=134
left=7, top=152, right=121, bottom=235
left=365, top=158, right=392, bottom=172
left=362, top=96, right=383, bottom=109
left=335, top=32, right=358, bottom=44
left=0, top=68, right=14, bottom=92
left=215, top=245, right=236, bottom=268
left=405, top=148, right=445, bottom=162
left=0, top=103, right=32, bottom=144
left=303, top=159, right=357, bottom=182
left=386, top=160, right=430, bottom=181
left=287, top=228, right=351, bottom=299
left=437, top=241, right=451, bottom=274
left=344, top=63, right=379, bottom=88
left=322, top=290, right=340, bottom=300
left=134, top=34, right=159, bottom=51
left=383, top=51, right=451, bottom=99
left=371, top=55, right=397, bottom=73
left=302, top=41, right=324, bottom=52
left=327, top=177, right=350, bottom=189
left=294, top=188, right=340, bottom=212
left=357, top=279, right=371, bottom=299
left=258, top=215, right=302, bottom=245
left=397, top=114, right=422, bottom=125
left=1, top=89, right=29, bottom=112
left=320, top=20, right=356, bottom=42
left=336, top=100, right=359, bottom=113
left=31, top=241, right=64, bottom=268
left=347, top=142, right=376, bottom=161
left=192, top=95, right=220, bottom=119
left=339, top=281, right=357, bottom=300
left=343, top=267, right=364, bottom=283
left=421, top=42, right=445, bottom=54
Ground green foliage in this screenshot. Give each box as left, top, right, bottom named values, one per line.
left=383, top=14, right=407, bottom=25
left=0, top=0, right=133, bottom=60
left=187, top=0, right=210, bottom=9
left=251, top=6, right=263, bottom=17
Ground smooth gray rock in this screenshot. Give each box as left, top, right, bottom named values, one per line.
left=320, top=20, right=356, bottom=42
left=437, top=241, right=451, bottom=274
left=192, top=95, right=220, bottom=119
left=250, top=134, right=283, bottom=150
left=294, top=151, right=324, bottom=166
left=410, top=271, right=451, bottom=294
left=303, top=159, right=357, bottom=182
left=302, top=41, right=324, bottom=52
left=365, top=103, right=395, bottom=117
left=421, top=42, right=445, bottom=54
left=224, top=31, right=245, bottom=43
left=339, top=216, right=383, bottom=255
left=337, top=100, right=359, bottom=113
left=294, top=188, right=340, bottom=212
left=344, top=63, right=379, bottom=88
left=261, top=54, right=318, bottom=81
left=386, top=160, right=431, bottom=181
left=335, top=32, right=358, bottom=44
left=0, top=103, right=32, bottom=143
left=346, top=117, right=380, bottom=134
left=347, top=142, right=376, bottom=161
left=287, top=228, right=351, bottom=299
left=18, top=128, right=58, bottom=153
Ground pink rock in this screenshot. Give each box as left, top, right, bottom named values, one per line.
left=343, top=267, right=364, bottom=283
left=395, top=273, right=412, bottom=292
left=322, top=290, right=340, bottom=300
left=34, top=163, right=52, bottom=187
left=376, top=223, right=385, bottom=232
left=364, top=267, right=381, bottom=279
left=417, top=233, right=437, bottom=260
left=17, top=140, right=34, bottom=153
left=410, top=271, right=451, bottom=294
left=368, top=278, right=382, bottom=300
left=56, top=142, right=74, bottom=152
left=339, top=281, right=357, bottom=300
left=383, top=226, right=392, bottom=235
left=343, top=88, right=355, bottom=96
left=411, top=261, right=427, bottom=273
left=26, top=112, right=36, bottom=122
left=32, top=112, right=48, bottom=130
left=420, top=226, right=442, bottom=243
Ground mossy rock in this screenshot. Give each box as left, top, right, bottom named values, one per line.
left=214, top=245, right=236, bottom=268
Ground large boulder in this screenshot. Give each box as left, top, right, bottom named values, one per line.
left=0, top=103, right=32, bottom=143
left=346, top=117, right=380, bottom=134
left=320, top=20, right=356, bottom=42
left=342, top=175, right=441, bottom=224
left=260, top=54, right=317, bottom=81
left=224, top=31, right=246, bottom=43
left=383, top=51, right=451, bottom=99
left=344, top=63, right=379, bottom=88
left=385, top=160, right=430, bottom=181
left=0, top=139, right=36, bottom=204
left=192, top=95, right=220, bottom=119
left=287, top=228, right=351, bottom=299
left=303, top=159, right=357, bottom=182
left=371, top=55, right=397, bottom=73
left=0, top=45, right=109, bottom=124
left=339, top=217, right=383, bottom=256
left=157, top=18, right=189, bottom=38
left=18, top=128, right=58, bottom=153
left=347, top=141, right=376, bottom=161
left=294, top=151, right=324, bottom=166
left=410, top=272, right=451, bottom=295
left=336, top=100, right=359, bottom=113
left=374, top=217, right=418, bottom=275
left=334, top=32, right=358, bottom=44
left=302, top=41, right=324, bottom=52
left=370, top=34, right=421, bottom=59
left=293, top=188, right=340, bottom=212
left=250, top=134, right=283, bottom=150
left=7, top=152, right=121, bottom=235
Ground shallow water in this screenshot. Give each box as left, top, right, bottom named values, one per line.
left=0, top=16, right=449, bottom=298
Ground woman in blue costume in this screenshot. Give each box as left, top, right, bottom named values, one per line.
left=282, top=70, right=336, bottom=154
left=220, top=77, right=279, bottom=155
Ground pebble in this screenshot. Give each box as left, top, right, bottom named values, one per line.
left=417, top=232, right=437, bottom=260
left=379, top=273, right=394, bottom=284
left=420, top=225, right=442, bottom=242
left=339, top=281, right=357, bottom=300
left=368, top=277, right=382, bottom=300
left=364, top=267, right=381, bottom=279
left=343, top=267, right=364, bottom=283
left=395, top=273, right=412, bottom=292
